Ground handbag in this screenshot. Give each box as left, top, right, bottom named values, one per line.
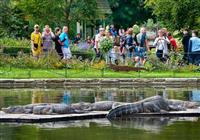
left=33, top=44, right=38, bottom=49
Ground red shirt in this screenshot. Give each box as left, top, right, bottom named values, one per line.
left=168, top=36, right=177, bottom=49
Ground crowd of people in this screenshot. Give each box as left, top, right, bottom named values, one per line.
left=30, top=24, right=200, bottom=66
left=93, top=25, right=200, bottom=66
left=31, top=25, right=71, bottom=60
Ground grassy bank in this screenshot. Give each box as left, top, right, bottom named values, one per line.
left=0, top=67, right=200, bottom=79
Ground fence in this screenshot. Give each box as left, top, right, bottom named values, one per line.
left=0, top=51, right=200, bottom=79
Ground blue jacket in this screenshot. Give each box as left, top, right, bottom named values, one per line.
left=188, top=37, right=200, bottom=52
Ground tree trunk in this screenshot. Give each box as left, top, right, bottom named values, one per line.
left=64, top=0, right=73, bottom=27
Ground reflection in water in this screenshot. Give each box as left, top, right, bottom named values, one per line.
left=110, top=117, right=199, bottom=133
left=63, top=91, right=71, bottom=104
left=1, top=88, right=200, bottom=109
left=32, top=90, right=43, bottom=104
left=191, top=90, right=200, bottom=102
left=1, top=88, right=200, bottom=140
left=1, top=117, right=200, bottom=140
left=0, top=117, right=198, bottom=134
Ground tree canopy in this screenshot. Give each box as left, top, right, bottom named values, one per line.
left=0, top=0, right=97, bottom=38
left=145, top=0, right=200, bottom=30
left=108, top=0, right=153, bottom=28
left=1, top=0, right=200, bottom=38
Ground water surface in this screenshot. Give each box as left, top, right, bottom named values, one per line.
left=1, top=87, right=200, bottom=140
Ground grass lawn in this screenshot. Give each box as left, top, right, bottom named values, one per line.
left=0, top=66, right=200, bottom=79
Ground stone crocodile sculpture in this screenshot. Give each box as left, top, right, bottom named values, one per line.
left=106, top=96, right=199, bottom=120
left=2, top=103, right=84, bottom=115
left=167, top=99, right=199, bottom=110
left=1, top=101, right=116, bottom=115
left=2, top=96, right=199, bottom=115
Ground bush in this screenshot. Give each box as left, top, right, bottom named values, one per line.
left=145, top=52, right=196, bottom=72
left=0, top=38, right=30, bottom=48
left=3, top=47, right=31, bottom=56
left=0, top=50, right=95, bottom=70
left=71, top=50, right=94, bottom=60
left=145, top=54, right=170, bottom=71
left=0, top=38, right=31, bottom=56
left=1, top=38, right=94, bottom=59
left=0, top=51, right=65, bottom=69
left=99, top=37, right=114, bottom=53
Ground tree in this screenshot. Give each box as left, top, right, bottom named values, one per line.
left=145, top=0, right=200, bottom=30
left=0, top=0, right=10, bottom=37
left=0, top=0, right=97, bottom=38
left=17, top=0, right=97, bottom=28
left=108, top=0, right=153, bottom=28
left=0, top=0, right=28, bottom=38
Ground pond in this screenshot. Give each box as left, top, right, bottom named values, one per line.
left=1, top=87, right=200, bottom=140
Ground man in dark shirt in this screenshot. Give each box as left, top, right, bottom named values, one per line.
left=182, top=29, right=191, bottom=63
left=53, top=27, right=63, bottom=59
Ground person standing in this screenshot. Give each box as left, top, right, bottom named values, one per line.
left=31, top=24, right=42, bottom=59
left=53, top=27, right=63, bottom=59
left=110, top=24, right=117, bottom=37
left=118, top=27, right=125, bottom=37
left=162, top=28, right=171, bottom=52
left=94, top=28, right=105, bottom=58
left=136, top=27, right=150, bottom=66
left=106, top=31, right=118, bottom=65
left=153, top=30, right=170, bottom=62
left=119, top=29, right=126, bottom=64
left=59, top=26, right=71, bottom=60
left=42, top=25, right=55, bottom=56
left=182, top=29, right=191, bottom=63
left=125, top=28, right=135, bottom=59
left=188, top=30, right=200, bottom=65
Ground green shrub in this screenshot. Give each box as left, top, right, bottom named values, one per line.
left=0, top=50, right=94, bottom=70
left=3, top=47, right=31, bottom=56
left=0, top=38, right=31, bottom=56
left=145, top=54, right=169, bottom=71
left=1, top=38, right=94, bottom=59
left=71, top=50, right=94, bottom=60
left=0, top=38, right=30, bottom=48
left=1, top=51, right=64, bottom=69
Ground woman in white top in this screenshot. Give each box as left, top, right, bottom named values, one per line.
left=94, top=28, right=105, bottom=57
left=153, top=30, right=170, bottom=62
